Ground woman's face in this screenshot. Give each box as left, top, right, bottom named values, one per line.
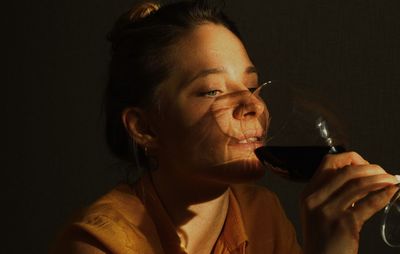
left=151, top=23, right=268, bottom=184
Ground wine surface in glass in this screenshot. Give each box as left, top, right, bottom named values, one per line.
left=255, top=145, right=345, bottom=182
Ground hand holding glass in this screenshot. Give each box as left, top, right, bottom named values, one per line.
left=244, top=80, right=400, bottom=247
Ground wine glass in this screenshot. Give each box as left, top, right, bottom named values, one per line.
left=250, top=80, right=347, bottom=181
left=381, top=187, right=400, bottom=247
left=244, top=80, right=400, bottom=247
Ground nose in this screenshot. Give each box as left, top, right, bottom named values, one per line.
left=233, top=91, right=266, bottom=120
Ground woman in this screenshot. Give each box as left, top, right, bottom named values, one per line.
left=52, top=1, right=399, bottom=253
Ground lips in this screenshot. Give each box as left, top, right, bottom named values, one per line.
left=232, top=129, right=264, bottom=142
left=237, top=136, right=262, bottom=144
left=228, top=129, right=265, bottom=146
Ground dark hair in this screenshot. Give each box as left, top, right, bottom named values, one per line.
left=104, top=0, right=242, bottom=167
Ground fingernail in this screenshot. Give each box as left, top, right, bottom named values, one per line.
left=395, top=175, right=400, bottom=183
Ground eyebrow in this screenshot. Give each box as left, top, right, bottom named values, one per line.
left=187, top=66, right=258, bottom=84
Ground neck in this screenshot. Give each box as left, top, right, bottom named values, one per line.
left=150, top=167, right=230, bottom=253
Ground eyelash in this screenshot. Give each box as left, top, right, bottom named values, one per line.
left=201, top=86, right=258, bottom=98
left=203, top=90, right=222, bottom=97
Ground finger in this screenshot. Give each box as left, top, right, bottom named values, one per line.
left=305, top=165, right=388, bottom=208
left=327, top=174, right=399, bottom=210
left=306, top=152, right=370, bottom=195
left=318, top=151, right=369, bottom=172
left=351, top=185, right=400, bottom=224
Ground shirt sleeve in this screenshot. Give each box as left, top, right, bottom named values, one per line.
left=50, top=226, right=108, bottom=254
left=50, top=214, right=164, bottom=254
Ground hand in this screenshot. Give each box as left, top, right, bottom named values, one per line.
left=300, top=151, right=399, bottom=254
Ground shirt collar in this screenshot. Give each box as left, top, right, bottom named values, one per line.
left=218, top=188, right=249, bottom=251
left=134, top=173, right=249, bottom=253
left=134, top=172, right=187, bottom=253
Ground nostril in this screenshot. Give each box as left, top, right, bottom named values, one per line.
left=232, top=90, right=266, bottom=120
left=243, top=111, right=256, bottom=117
left=233, top=103, right=260, bottom=119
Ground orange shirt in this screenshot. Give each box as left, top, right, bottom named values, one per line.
left=52, top=174, right=302, bottom=254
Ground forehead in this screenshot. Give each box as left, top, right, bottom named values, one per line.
left=168, top=23, right=253, bottom=82
left=153, top=23, right=256, bottom=104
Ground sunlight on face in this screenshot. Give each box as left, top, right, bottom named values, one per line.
left=152, top=23, right=269, bottom=183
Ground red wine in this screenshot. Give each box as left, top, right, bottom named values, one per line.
left=254, top=145, right=345, bottom=181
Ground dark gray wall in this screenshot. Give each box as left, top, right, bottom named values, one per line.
left=3, top=0, right=400, bottom=253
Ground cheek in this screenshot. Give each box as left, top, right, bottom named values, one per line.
left=177, top=98, right=211, bottom=125
left=156, top=94, right=259, bottom=167
left=211, top=108, right=239, bottom=138
left=171, top=98, right=222, bottom=140
left=157, top=102, right=228, bottom=160
left=156, top=100, right=212, bottom=148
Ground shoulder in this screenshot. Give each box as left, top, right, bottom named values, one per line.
left=51, top=184, right=163, bottom=254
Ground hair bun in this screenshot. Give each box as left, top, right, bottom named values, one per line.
left=128, top=2, right=160, bottom=22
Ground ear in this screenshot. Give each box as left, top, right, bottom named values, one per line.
left=121, top=107, right=158, bottom=149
